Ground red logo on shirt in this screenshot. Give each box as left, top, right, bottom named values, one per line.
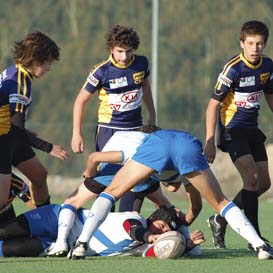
left=121, top=91, right=139, bottom=103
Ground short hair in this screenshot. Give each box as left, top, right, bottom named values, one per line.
left=105, top=25, right=140, bottom=51
left=240, top=20, right=269, bottom=44
left=146, top=205, right=181, bottom=231
left=12, top=31, right=60, bottom=68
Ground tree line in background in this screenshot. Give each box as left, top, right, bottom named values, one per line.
left=1, top=0, right=273, bottom=176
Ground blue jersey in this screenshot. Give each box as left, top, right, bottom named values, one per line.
left=212, top=53, right=273, bottom=128
left=24, top=205, right=147, bottom=256
left=82, top=54, right=150, bottom=129
left=132, top=130, right=209, bottom=175
left=0, top=64, right=32, bottom=135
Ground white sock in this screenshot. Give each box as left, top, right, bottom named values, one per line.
left=77, top=192, right=115, bottom=243
left=221, top=202, right=264, bottom=249
left=56, top=204, right=76, bottom=243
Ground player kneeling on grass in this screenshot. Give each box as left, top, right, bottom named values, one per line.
left=0, top=204, right=204, bottom=258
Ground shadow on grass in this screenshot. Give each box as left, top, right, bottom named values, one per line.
left=184, top=248, right=256, bottom=260
left=0, top=248, right=257, bottom=263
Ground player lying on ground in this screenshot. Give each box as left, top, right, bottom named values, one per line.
left=69, top=129, right=273, bottom=260
left=46, top=129, right=202, bottom=257
left=0, top=204, right=205, bottom=258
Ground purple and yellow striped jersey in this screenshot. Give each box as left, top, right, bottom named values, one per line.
left=212, top=53, right=273, bottom=128
left=0, top=64, right=32, bottom=135
left=82, top=54, right=149, bottom=129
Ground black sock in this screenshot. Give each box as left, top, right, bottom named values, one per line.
left=241, top=189, right=260, bottom=236
left=36, top=195, right=51, bottom=207
left=232, top=189, right=243, bottom=209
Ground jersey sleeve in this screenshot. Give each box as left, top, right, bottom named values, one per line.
left=8, top=75, right=32, bottom=115
left=82, top=66, right=103, bottom=93
left=212, top=67, right=237, bottom=101
left=124, top=219, right=151, bottom=243
left=263, top=71, right=273, bottom=94
left=143, top=56, right=150, bottom=79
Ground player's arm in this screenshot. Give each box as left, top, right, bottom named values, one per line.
left=83, top=151, right=123, bottom=178
left=204, top=97, right=221, bottom=163
left=142, top=77, right=156, bottom=125
left=71, top=88, right=93, bottom=153
left=264, top=92, right=273, bottom=112
left=10, top=112, right=69, bottom=160
left=127, top=219, right=158, bottom=243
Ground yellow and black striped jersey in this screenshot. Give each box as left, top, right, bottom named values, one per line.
left=82, top=54, right=149, bottom=129
left=0, top=64, right=32, bottom=135
left=212, top=53, right=273, bottom=128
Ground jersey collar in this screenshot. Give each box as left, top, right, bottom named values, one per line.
left=109, top=54, right=135, bottom=68
left=240, top=52, right=262, bottom=69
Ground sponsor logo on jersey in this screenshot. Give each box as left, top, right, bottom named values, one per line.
left=30, top=213, right=42, bottom=220
left=247, top=91, right=262, bottom=103
left=260, top=72, right=270, bottom=84
left=133, top=71, right=145, bottom=84
left=109, top=104, right=121, bottom=111
left=87, top=73, right=99, bottom=87
left=109, top=77, right=128, bottom=89
left=121, top=91, right=139, bottom=103
left=239, top=76, right=255, bottom=87
left=234, top=91, right=262, bottom=108
left=9, top=94, right=32, bottom=105
left=217, top=73, right=232, bottom=87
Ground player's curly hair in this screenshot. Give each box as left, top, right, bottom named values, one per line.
left=136, top=124, right=161, bottom=134
left=105, top=25, right=140, bottom=51
left=147, top=205, right=182, bottom=231
left=12, top=31, right=60, bottom=68
left=240, top=20, right=269, bottom=44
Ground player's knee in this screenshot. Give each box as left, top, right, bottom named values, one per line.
left=258, top=181, right=271, bottom=195
left=31, top=168, right=48, bottom=185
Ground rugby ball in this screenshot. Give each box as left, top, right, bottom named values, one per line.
left=153, top=231, right=186, bottom=259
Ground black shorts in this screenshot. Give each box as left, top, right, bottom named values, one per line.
left=84, top=177, right=107, bottom=194
left=0, top=134, right=13, bottom=174
left=12, top=138, right=35, bottom=167
left=218, top=128, right=267, bottom=162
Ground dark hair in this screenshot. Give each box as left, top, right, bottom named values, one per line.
left=12, top=31, right=60, bottom=67
left=147, top=205, right=181, bottom=230
left=136, top=124, right=161, bottom=134
left=240, top=20, right=269, bottom=44
left=105, top=25, right=140, bottom=51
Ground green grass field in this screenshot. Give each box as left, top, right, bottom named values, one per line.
left=2, top=198, right=273, bottom=273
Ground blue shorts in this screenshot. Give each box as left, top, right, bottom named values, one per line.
left=95, top=163, right=122, bottom=186
left=132, top=130, right=209, bottom=175
left=95, top=163, right=158, bottom=192
left=24, top=204, right=61, bottom=249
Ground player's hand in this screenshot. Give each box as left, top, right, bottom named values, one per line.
left=50, top=145, right=70, bottom=160
left=204, top=140, right=216, bottom=164
left=189, top=229, right=206, bottom=245
left=71, top=134, right=84, bottom=153
left=148, top=234, right=161, bottom=243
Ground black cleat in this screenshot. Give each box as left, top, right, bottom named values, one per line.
left=207, top=215, right=226, bottom=249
